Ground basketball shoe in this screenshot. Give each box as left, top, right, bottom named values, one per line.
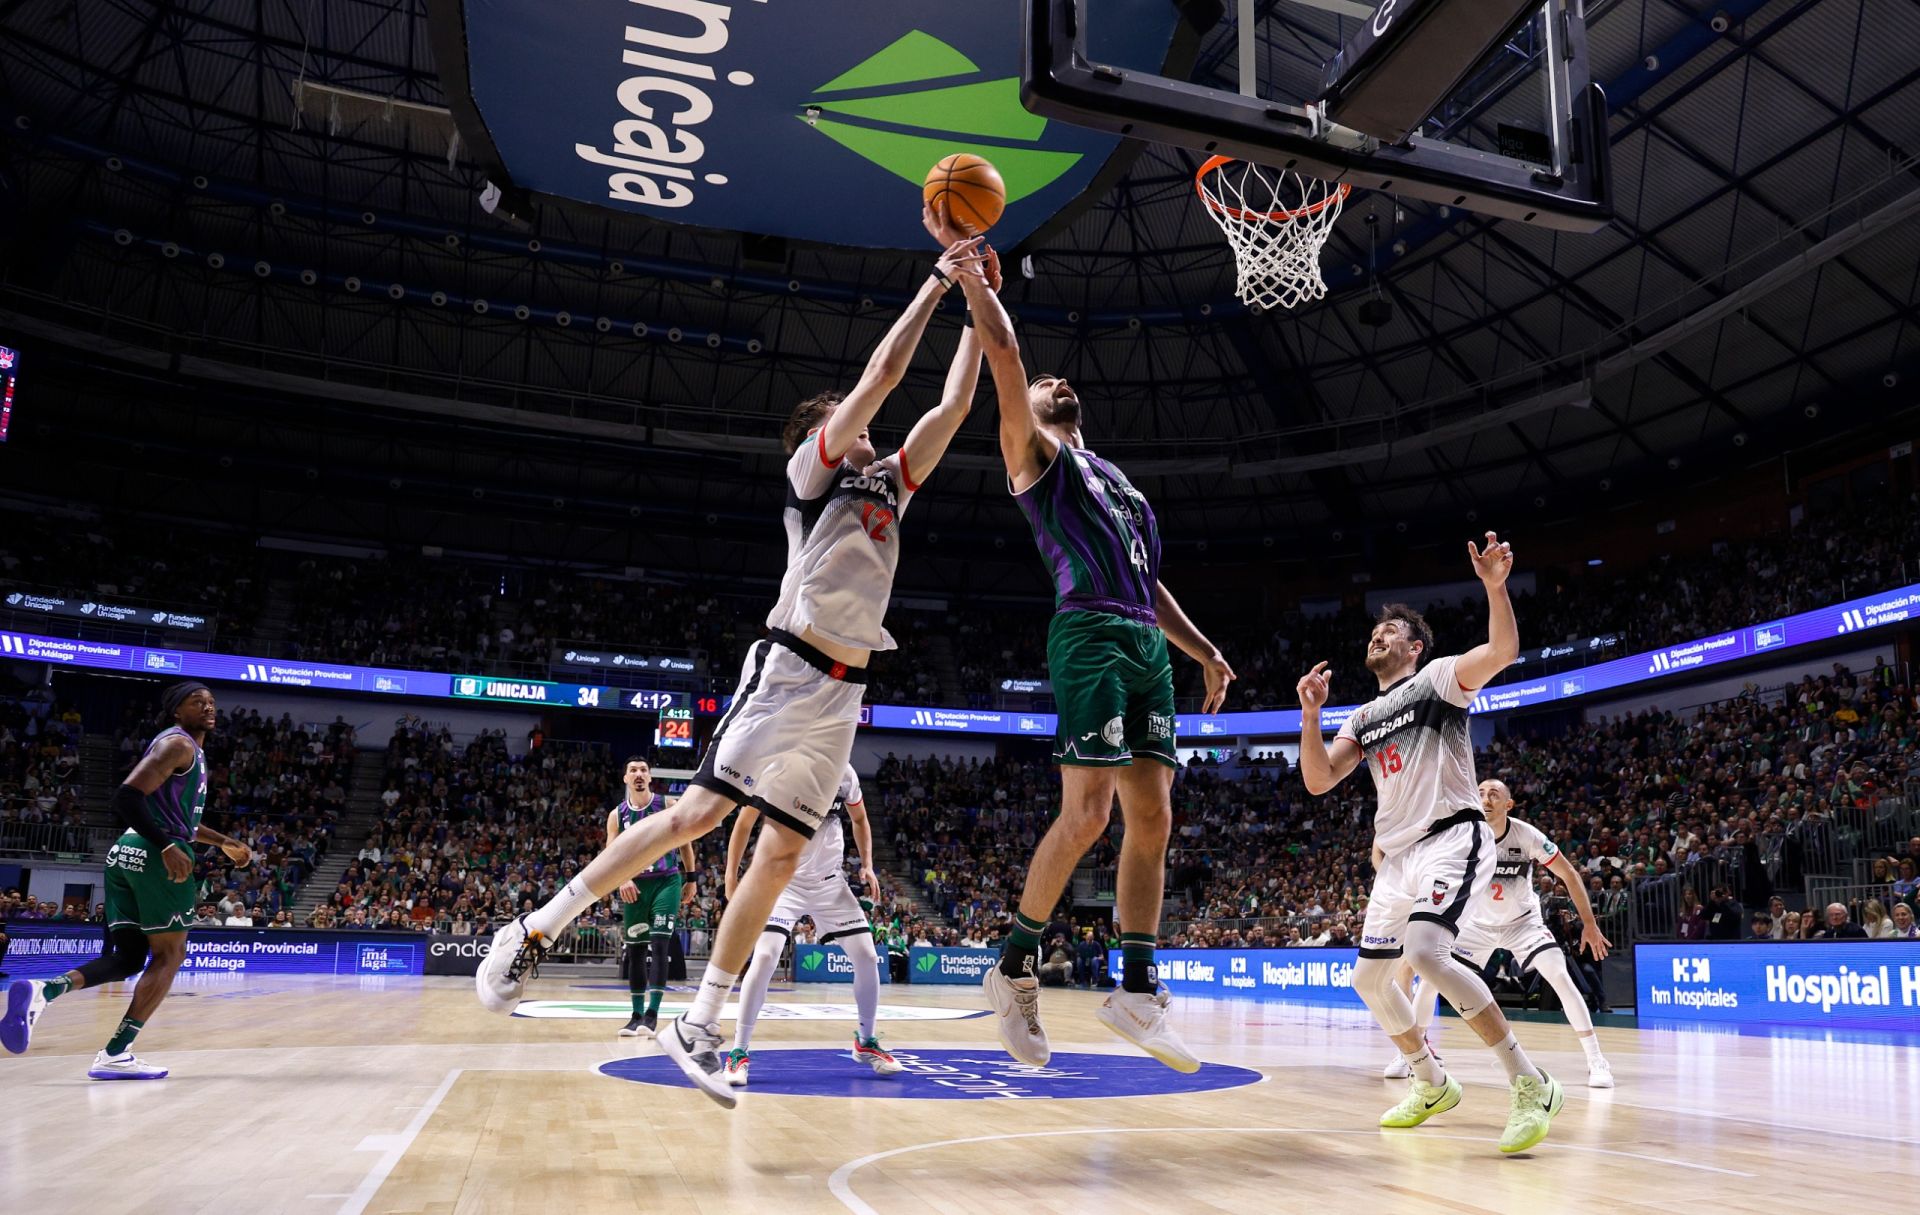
left=619, top=1015, right=648, bottom=1038
left=983, top=965, right=1049, bottom=1066
left=88, top=1050, right=168, bottom=1080
left=1096, top=984, right=1199, bottom=1073
left=725, top=1048, right=751, bottom=1087
left=1499, top=1071, right=1564, bottom=1153
left=474, top=916, right=549, bottom=1014
left=1, top=979, right=48, bottom=1054
left=853, top=1033, right=904, bottom=1075
left=1379, top=1075, right=1462, bottom=1128
left=660, top=1014, right=736, bottom=1109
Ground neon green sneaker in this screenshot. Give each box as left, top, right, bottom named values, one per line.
left=1499, top=1070, right=1564, bottom=1153
left=1379, top=1075, right=1462, bottom=1128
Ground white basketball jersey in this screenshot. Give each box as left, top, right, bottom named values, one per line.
left=1479, top=817, right=1559, bottom=928
left=791, top=764, right=862, bottom=884
left=1336, top=653, right=1481, bottom=858
left=765, top=430, right=918, bottom=652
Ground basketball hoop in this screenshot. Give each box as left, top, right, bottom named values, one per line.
left=1195, top=155, right=1350, bottom=312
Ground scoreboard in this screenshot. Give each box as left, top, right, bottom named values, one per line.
left=0, top=345, right=16, bottom=443
left=449, top=676, right=688, bottom=713
left=654, top=705, right=695, bottom=749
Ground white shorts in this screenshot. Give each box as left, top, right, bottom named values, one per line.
left=1360, top=814, right=1496, bottom=957
left=692, top=636, right=865, bottom=838
left=1455, top=917, right=1561, bottom=973
left=766, top=875, right=870, bottom=944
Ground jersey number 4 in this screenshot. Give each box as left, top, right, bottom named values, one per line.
left=860, top=502, right=894, bottom=542
left=1373, top=742, right=1404, bottom=781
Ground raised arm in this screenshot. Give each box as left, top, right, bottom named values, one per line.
left=1296, top=661, right=1363, bottom=795
left=939, top=223, right=1053, bottom=490
left=1455, top=530, right=1519, bottom=691
left=898, top=325, right=980, bottom=483
left=820, top=236, right=984, bottom=462
left=1154, top=579, right=1235, bottom=714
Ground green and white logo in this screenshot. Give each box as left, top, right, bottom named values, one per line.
left=801, top=948, right=826, bottom=971
left=805, top=31, right=1083, bottom=203
left=916, top=952, right=938, bottom=973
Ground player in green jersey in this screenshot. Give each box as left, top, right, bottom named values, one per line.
left=2, top=682, right=252, bottom=1079
left=608, top=757, right=697, bottom=1038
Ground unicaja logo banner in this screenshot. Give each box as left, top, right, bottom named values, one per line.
left=429, top=0, right=1187, bottom=248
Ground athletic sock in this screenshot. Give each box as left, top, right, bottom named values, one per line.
left=1493, top=1031, right=1543, bottom=1082
left=105, top=1016, right=145, bottom=1056
left=41, top=976, right=74, bottom=1002
left=687, top=964, right=737, bottom=1029
left=647, top=987, right=664, bottom=1016
left=1407, top=1044, right=1445, bottom=1086
left=525, top=877, right=599, bottom=941
left=630, top=991, right=646, bottom=1017
left=1579, top=1033, right=1606, bottom=1064
left=998, top=912, right=1044, bottom=980
left=1120, top=933, right=1157, bottom=994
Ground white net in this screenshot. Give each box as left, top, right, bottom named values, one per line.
left=1196, top=158, right=1350, bottom=312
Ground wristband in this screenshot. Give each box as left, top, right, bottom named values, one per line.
left=931, top=266, right=954, bottom=290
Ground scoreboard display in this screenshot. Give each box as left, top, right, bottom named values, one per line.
left=654, top=705, right=695, bottom=749
left=449, top=676, right=688, bottom=713
left=0, top=345, right=16, bottom=443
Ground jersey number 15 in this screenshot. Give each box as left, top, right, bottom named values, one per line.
left=1373, top=742, right=1404, bottom=781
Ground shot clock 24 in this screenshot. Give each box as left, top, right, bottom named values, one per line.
left=655, top=705, right=695, bottom=749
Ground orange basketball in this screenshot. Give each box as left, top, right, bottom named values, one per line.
left=923, top=154, right=1006, bottom=233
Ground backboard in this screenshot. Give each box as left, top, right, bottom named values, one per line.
left=1022, top=0, right=1612, bottom=233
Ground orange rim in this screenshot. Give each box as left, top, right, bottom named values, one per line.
left=1195, top=155, right=1350, bottom=222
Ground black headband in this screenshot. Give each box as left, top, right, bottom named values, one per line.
left=161, top=681, right=212, bottom=717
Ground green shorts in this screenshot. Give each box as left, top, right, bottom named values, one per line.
left=103, top=833, right=196, bottom=934
left=621, top=873, right=685, bottom=943
left=1048, top=610, right=1177, bottom=768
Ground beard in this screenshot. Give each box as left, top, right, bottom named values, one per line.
left=1034, top=393, right=1081, bottom=428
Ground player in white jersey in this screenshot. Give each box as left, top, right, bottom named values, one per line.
left=476, top=225, right=993, bottom=1109
left=1298, top=532, right=1565, bottom=1155
left=721, top=763, right=902, bottom=1086
left=1451, top=778, right=1614, bottom=1086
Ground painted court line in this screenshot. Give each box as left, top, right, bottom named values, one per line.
left=337, top=1068, right=461, bottom=1215
left=826, top=1126, right=1757, bottom=1214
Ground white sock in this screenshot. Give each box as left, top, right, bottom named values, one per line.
left=525, top=877, right=597, bottom=940
left=688, top=964, right=738, bottom=1029
left=733, top=946, right=779, bottom=1051
left=1493, top=1031, right=1543, bottom=1082
left=1579, top=1033, right=1606, bottom=1064
left=1407, top=1043, right=1444, bottom=1086
left=848, top=941, right=881, bottom=1041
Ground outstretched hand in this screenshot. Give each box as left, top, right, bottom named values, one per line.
left=934, top=235, right=988, bottom=285
left=923, top=199, right=975, bottom=245
left=1468, top=530, right=1513, bottom=587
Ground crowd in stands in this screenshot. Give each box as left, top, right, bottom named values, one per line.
left=0, top=689, right=89, bottom=853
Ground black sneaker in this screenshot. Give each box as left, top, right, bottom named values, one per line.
left=641, top=1008, right=659, bottom=1037
left=659, top=1015, right=735, bottom=1109
left=618, top=1015, right=648, bottom=1038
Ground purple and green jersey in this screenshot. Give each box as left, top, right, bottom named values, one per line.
left=615, top=794, right=680, bottom=876
left=1012, top=445, right=1161, bottom=624
left=133, top=725, right=208, bottom=848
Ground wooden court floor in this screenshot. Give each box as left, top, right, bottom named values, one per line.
left=2, top=970, right=1913, bottom=1214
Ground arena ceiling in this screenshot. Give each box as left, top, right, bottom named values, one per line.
left=0, top=0, right=1916, bottom=554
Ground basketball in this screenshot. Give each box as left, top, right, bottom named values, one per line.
left=923, top=153, right=1006, bottom=233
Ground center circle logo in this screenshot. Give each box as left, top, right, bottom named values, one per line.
left=597, top=1049, right=1261, bottom=1101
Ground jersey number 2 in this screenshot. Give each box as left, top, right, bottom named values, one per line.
left=1373, top=742, right=1403, bottom=781
left=860, top=502, right=894, bottom=542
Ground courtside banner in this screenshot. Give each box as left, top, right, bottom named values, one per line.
left=1113, top=947, right=1367, bottom=1008
left=791, top=942, right=887, bottom=985
left=424, top=933, right=492, bottom=976
left=0, top=923, right=425, bottom=977
left=909, top=946, right=999, bottom=985
left=1636, top=941, right=1920, bottom=1030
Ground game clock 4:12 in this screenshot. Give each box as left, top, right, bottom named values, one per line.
left=654, top=706, right=695, bottom=749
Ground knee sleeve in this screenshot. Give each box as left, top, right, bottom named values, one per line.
left=647, top=934, right=673, bottom=988
left=78, top=926, right=151, bottom=986
left=1353, top=956, right=1417, bottom=1035
left=625, top=943, right=648, bottom=991
left=1404, top=921, right=1495, bottom=1021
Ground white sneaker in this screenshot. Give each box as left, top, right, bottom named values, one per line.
left=982, top=966, right=1049, bottom=1066
left=1, top=979, right=49, bottom=1055
left=659, top=1015, right=736, bottom=1109
left=725, top=1048, right=751, bottom=1087
left=1382, top=1055, right=1412, bottom=1079
left=474, top=916, right=550, bottom=1014
left=1096, top=985, right=1199, bottom=1073
left=1587, top=1058, right=1615, bottom=1088
left=88, top=1049, right=168, bottom=1080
